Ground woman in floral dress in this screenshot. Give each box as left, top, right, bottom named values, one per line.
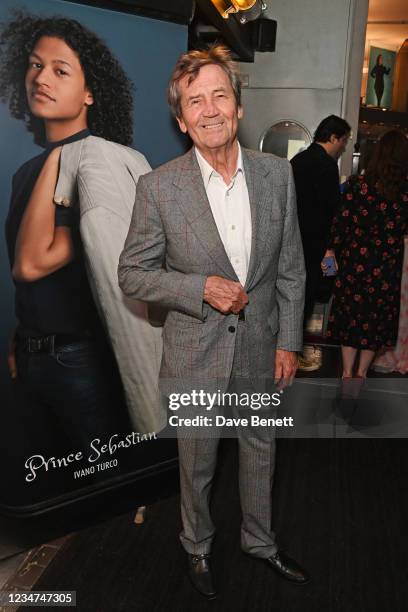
left=325, top=130, right=408, bottom=378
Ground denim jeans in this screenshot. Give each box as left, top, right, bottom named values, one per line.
left=15, top=337, right=126, bottom=458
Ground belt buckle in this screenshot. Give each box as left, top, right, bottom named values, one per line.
left=28, top=337, right=41, bottom=352
left=28, top=335, right=55, bottom=353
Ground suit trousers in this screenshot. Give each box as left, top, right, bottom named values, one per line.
left=177, top=319, right=278, bottom=558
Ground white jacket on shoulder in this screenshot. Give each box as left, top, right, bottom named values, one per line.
left=54, top=135, right=166, bottom=434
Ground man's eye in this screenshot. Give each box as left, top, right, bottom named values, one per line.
left=56, top=69, right=68, bottom=76
left=30, top=62, right=42, bottom=70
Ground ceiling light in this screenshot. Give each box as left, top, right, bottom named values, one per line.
left=210, top=0, right=267, bottom=24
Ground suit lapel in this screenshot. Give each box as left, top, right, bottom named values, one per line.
left=242, top=148, right=271, bottom=290
left=173, top=148, right=238, bottom=280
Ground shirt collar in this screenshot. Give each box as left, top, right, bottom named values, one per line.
left=45, top=128, right=91, bottom=151
left=195, top=142, right=244, bottom=188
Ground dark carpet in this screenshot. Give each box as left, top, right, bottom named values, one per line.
left=31, top=437, right=408, bottom=612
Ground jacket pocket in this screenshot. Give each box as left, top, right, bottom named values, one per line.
left=55, top=341, right=97, bottom=369
left=163, top=324, right=201, bottom=348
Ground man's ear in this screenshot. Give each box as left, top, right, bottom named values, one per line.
left=176, top=115, right=188, bottom=134
left=238, top=105, right=243, bottom=120
left=329, top=134, right=337, bottom=144
left=85, top=88, right=94, bottom=107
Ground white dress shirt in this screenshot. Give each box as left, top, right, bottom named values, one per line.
left=195, top=143, right=252, bottom=285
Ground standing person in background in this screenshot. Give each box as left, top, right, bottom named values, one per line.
left=326, top=130, right=408, bottom=380
left=370, top=54, right=391, bottom=108
left=291, top=115, right=351, bottom=371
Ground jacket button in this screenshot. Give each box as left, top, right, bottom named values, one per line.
left=228, top=326, right=236, bottom=333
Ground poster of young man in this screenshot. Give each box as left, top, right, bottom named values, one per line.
left=0, top=0, right=186, bottom=522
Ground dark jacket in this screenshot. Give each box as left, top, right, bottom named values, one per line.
left=291, top=142, right=340, bottom=263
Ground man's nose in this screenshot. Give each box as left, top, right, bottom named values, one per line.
left=32, top=66, right=52, bottom=87
left=202, top=98, right=218, bottom=116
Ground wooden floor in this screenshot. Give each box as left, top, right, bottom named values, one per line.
left=30, top=433, right=408, bottom=612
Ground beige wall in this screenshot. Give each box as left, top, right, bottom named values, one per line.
left=238, top=0, right=369, bottom=177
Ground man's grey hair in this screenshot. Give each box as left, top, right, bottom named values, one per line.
left=167, top=45, right=242, bottom=118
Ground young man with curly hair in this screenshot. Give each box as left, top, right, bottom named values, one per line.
left=0, top=11, right=164, bottom=466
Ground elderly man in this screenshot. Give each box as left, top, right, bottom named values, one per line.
left=119, top=45, right=308, bottom=599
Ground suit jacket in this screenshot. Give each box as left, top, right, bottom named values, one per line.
left=291, top=142, right=340, bottom=263
left=118, top=146, right=305, bottom=395
left=54, top=135, right=166, bottom=433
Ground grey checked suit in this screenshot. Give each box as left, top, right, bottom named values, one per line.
left=118, top=146, right=305, bottom=556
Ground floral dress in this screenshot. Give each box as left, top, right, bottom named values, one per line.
left=326, top=175, right=408, bottom=350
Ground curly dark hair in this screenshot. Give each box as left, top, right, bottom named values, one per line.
left=0, top=10, right=133, bottom=145
left=366, top=130, right=408, bottom=201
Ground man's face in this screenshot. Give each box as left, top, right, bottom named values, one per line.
left=25, top=36, right=93, bottom=123
left=331, top=132, right=350, bottom=159
left=176, top=64, right=243, bottom=156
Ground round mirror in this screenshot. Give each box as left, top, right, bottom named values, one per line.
left=260, top=121, right=312, bottom=160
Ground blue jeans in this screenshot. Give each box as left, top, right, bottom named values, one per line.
left=15, top=337, right=125, bottom=457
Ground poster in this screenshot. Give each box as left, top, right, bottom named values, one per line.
left=366, top=45, right=396, bottom=109
left=0, top=0, right=186, bottom=556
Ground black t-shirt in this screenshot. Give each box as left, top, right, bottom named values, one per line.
left=5, top=128, right=100, bottom=336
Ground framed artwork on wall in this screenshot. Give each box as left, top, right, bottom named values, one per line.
left=366, top=46, right=396, bottom=109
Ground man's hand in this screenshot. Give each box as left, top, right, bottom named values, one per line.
left=274, top=349, right=297, bottom=390
left=321, top=249, right=338, bottom=273
left=204, top=275, right=249, bottom=314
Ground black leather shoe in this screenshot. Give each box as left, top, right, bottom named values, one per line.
left=264, top=551, right=310, bottom=584
left=187, top=553, right=217, bottom=599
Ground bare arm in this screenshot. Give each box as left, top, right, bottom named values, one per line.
left=12, top=147, right=74, bottom=282
left=7, top=327, right=17, bottom=380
